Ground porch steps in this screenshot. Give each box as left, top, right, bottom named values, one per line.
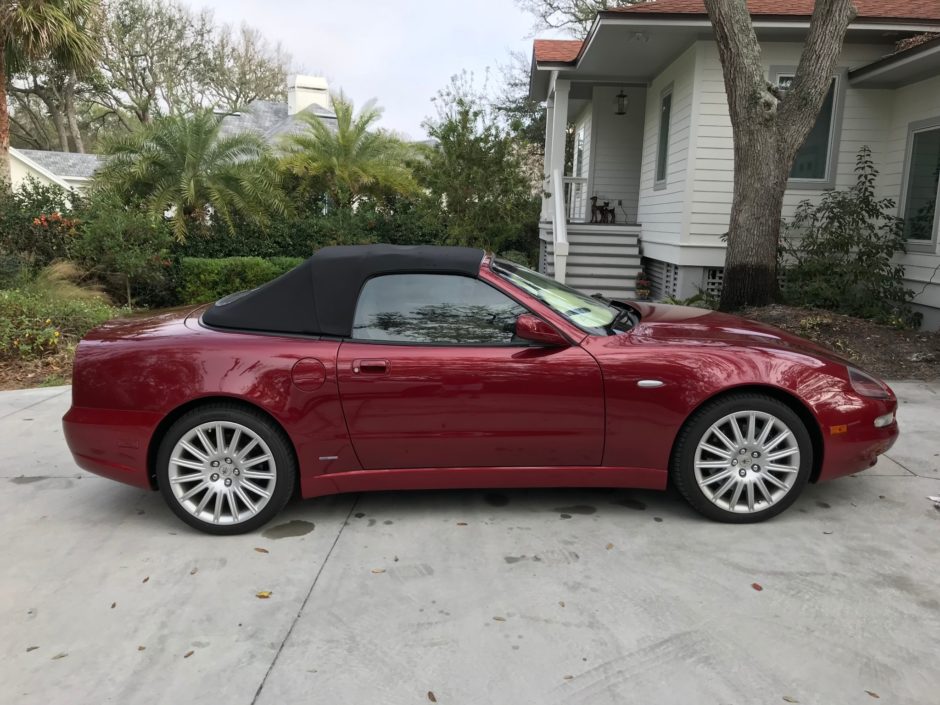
left=541, top=224, right=642, bottom=300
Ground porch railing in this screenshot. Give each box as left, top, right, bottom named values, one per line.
left=564, top=176, right=588, bottom=222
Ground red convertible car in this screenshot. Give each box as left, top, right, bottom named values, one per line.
left=63, top=245, right=898, bottom=534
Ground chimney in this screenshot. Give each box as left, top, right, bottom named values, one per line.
left=287, top=75, right=330, bottom=115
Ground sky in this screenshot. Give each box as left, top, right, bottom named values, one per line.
left=181, top=0, right=550, bottom=140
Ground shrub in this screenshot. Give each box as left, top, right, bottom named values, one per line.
left=0, top=178, right=81, bottom=272
left=0, top=264, right=119, bottom=361
left=73, top=197, right=177, bottom=307
left=780, top=147, right=918, bottom=327
left=178, top=256, right=303, bottom=304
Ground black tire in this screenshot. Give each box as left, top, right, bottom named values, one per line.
left=156, top=403, right=296, bottom=535
left=671, top=393, right=813, bottom=523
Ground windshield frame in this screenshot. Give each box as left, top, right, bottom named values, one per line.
left=490, top=258, right=638, bottom=336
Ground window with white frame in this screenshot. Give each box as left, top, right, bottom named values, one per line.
left=902, top=120, right=940, bottom=246
left=773, top=71, right=843, bottom=187
left=655, top=86, right=673, bottom=187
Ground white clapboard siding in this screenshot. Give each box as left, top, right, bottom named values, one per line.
left=636, top=44, right=698, bottom=250
left=590, top=86, right=647, bottom=224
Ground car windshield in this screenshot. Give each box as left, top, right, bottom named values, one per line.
left=491, top=259, right=638, bottom=335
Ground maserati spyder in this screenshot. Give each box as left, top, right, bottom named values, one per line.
left=63, top=245, right=899, bottom=534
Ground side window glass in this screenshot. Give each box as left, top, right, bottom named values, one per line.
left=352, top=274, right=527, bottom=344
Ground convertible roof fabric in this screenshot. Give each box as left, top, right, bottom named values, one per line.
left=201, top=244, right=486, bottom=337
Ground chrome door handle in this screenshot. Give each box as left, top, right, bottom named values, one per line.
left=637, top=379, right=664, bottom=388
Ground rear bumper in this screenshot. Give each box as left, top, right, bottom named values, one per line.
left=817, top=400, right=899, bottom=482
left=62, top=406, right=163, bottom=490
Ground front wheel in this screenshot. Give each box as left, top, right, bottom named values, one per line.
left=156, top=404, right=296, bottom=535
left=671, top=394, right=813, bottom=523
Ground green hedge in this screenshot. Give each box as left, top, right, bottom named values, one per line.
left=178, top=256, right=304, bottom=304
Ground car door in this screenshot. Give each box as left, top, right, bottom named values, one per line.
left=336, top=273, right=605, bottom=470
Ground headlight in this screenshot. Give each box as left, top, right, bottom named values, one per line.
left=874, top=412, right=896, bottom=428
left=848, top=367, right=891, bottom=399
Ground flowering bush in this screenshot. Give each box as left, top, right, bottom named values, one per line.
left=0, top=288, right=118, bottom=361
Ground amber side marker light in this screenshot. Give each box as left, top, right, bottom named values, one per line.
left=830, top=424, right=848, bottom=436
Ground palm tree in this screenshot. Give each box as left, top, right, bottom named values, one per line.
left=95, top=110, right=284, bottom=241
left=1, top=0, right=101, bottom=184
left=280, top=93, right=418, bottom=210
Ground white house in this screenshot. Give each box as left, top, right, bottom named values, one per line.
left=7, top=75, right=334, bottom=195
left=9, top=147, right=102, bottom=193
left=529, top=0, right=940, bottom=328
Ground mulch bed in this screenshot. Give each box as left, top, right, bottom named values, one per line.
left=742, top=304, right=940, bottom=381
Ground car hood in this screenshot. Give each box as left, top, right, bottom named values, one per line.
left=625, top=302, right=854, bottom=366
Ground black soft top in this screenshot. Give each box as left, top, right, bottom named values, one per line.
left=201, top=244, right=486, bottom=337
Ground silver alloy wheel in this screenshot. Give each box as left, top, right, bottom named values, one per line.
left=167, top=421, right=277, bottom=525
left=693, top=410, right=801, bottom=514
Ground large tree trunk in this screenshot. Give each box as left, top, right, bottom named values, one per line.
left=0, top=50, right=11, bottom=187
left=704, top=0, right=857, bottom=311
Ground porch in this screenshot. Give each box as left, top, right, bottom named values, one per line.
left=538, top=76, right=647, bottom=298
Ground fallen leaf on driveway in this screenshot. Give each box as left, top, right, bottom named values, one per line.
left=456, top=522, right=468, bottom=526
left=111, top=602, right=116, bottom=609
left=254, top=547, right=269, bottom=554
left=142, top=576, right=149, bottom=584
left=563, top=675, right=574, bottom=680
left=427, top=692, right=437, bottom=703
left=823, top=531, right=833, bottom=535
left=190, top=567, right=198, bottom=575
left=256, top=591, right=272, bottom=599
left=493, top=616, right=506, bottom=622
left=559, top=601, right=565, bottom=608
left=138, top=646, right=146, bottom=651
left=371, top=568, right=385, bottom=574
left=865, top=691, right=880, bottom=699
left=26, top=646, right=38, bottom=653
left=783, top=697, right=799, bottom=703
left=51, top=652, right=67, bottom=660
left=605, top=543, right=614, bottom=550
left=183, top=650, right=194, bottom=658
left=751, top=583, right=764, bottom=591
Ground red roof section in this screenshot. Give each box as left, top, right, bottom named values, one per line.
left=610, top=0, right=940, bottom=22
left=533, top=39, right=584, bottom=63
left=534, top=1, right=940, bottom=66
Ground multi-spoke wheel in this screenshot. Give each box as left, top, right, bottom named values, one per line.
left=156, top=404, right=296, bottom=534
left=671, top=394, right=813, bottom=523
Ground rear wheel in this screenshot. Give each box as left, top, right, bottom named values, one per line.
left=156, top=404, right=296, bottom=535
left=671, top=394, right=813, bottom=523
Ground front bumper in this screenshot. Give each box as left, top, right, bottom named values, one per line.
left=62, top=406, right=163, bottom=490
left=817, top=398, right=899, bottom=482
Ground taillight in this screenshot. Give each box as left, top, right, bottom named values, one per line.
left=848, top=367, right=891, bottom=399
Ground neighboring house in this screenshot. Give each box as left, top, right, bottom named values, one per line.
left=530, top=0, right=940, bottom=328
left=7, top=74, right=334, bottom=195
left=9, top=147, right=102, bottom=193
left=218, top=74, right=337, bottom=142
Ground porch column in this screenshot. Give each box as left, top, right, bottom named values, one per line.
left=540, top=101, right=554, bottom=222
left=549, top=79, right=570, bottom=283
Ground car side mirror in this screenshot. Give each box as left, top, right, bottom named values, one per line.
left=514, top=313, right=568, bottom=347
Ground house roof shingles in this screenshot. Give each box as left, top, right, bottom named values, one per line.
left=533, top=1, right=940, bottom=66
left=608, top=0, right=940, bottom=23
left=217, top=100, right=337, bottom=143
left=533, top=39, right=584, bottom=63
left=17, top=149, right=102, bottom=179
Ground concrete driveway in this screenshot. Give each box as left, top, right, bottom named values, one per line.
left=1, top=383, right=938, bottom=705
